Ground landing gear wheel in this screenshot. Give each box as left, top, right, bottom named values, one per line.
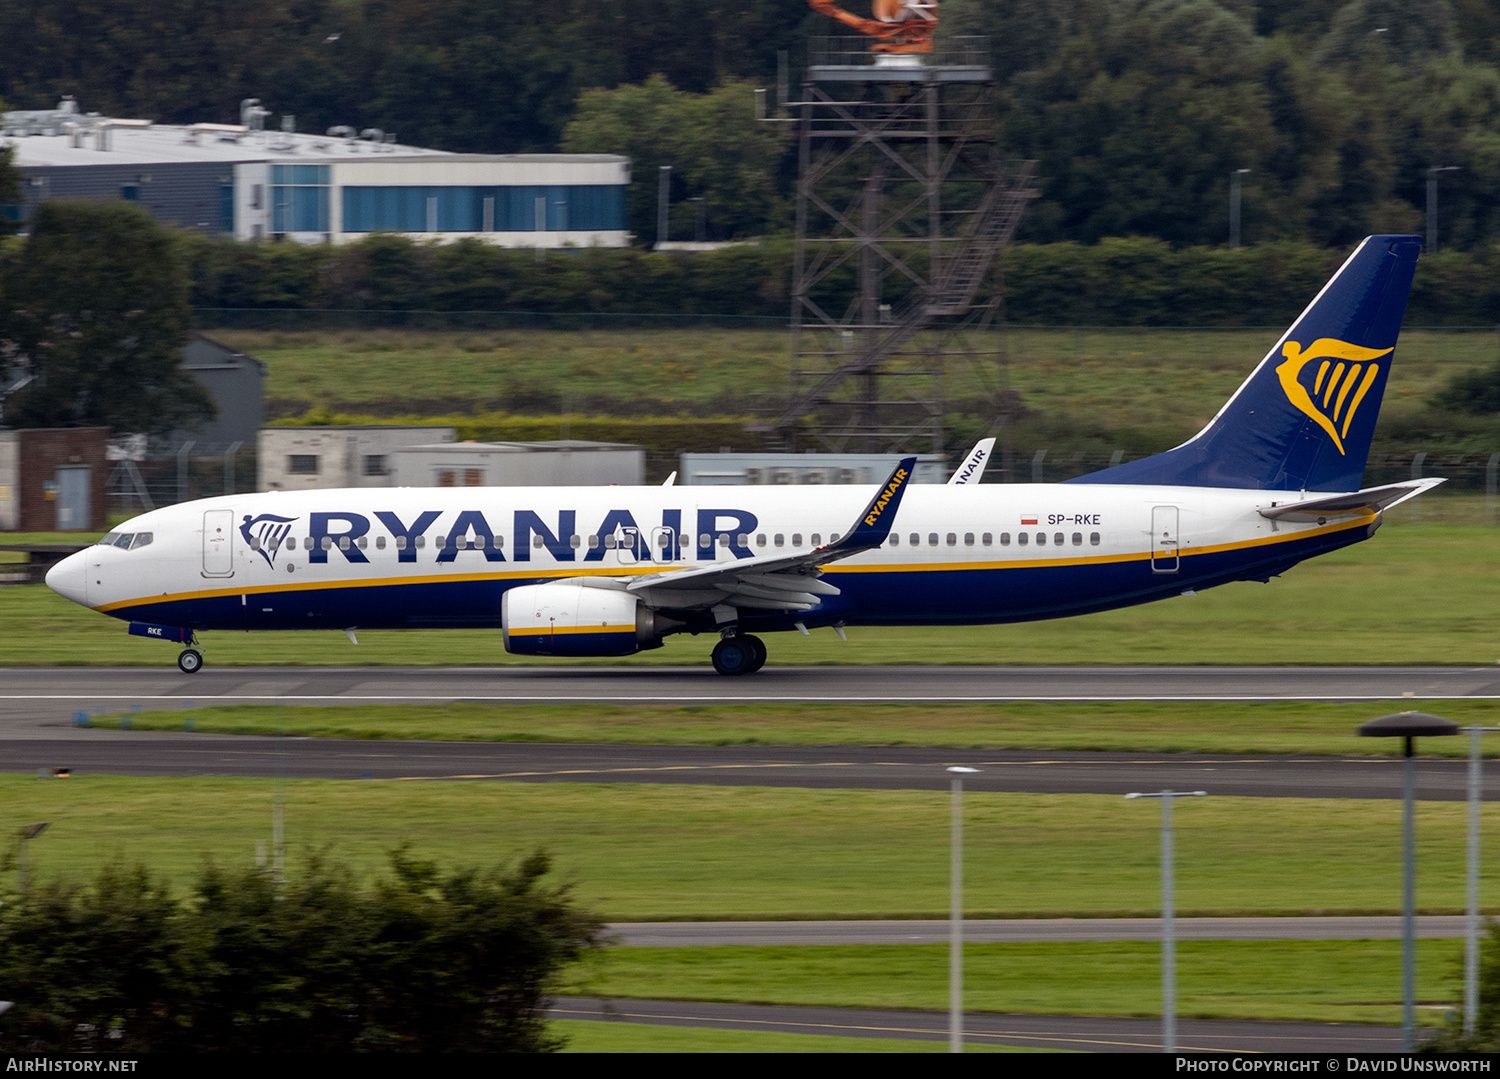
left=711, top=636, right=759, bottom=676
left=177, top=648, right=203, bottom=674
left=741, top=634, right=767, bottom=674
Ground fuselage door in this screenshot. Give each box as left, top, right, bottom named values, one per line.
left=1150, top=505, right=1180, bottom=574
left=203, top=508, right=234, bottom=578
left=614, top=526, right=640, bottom=565
left=649, top=526, right=678, bottom=563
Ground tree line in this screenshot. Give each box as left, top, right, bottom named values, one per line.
left=176, top=230, right=1500, bottom=328
left=0, top=849, right=601, bottom=1053
left=9, top=2, right=1500, bottom=248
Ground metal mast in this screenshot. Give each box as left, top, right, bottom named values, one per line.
left=752, top=36, right=1034, bottom=454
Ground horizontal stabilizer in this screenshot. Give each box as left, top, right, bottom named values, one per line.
left=1257, top=478, right=1445, bottom=522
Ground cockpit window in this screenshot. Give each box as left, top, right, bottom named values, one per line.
left=97, top=532, right=151, bottom=550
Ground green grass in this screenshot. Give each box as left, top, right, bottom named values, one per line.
left=215, top=327, right=1494, bottom=433
left=9, top=777, right=1500, bottom=920
left=4, top=522, right=1499, bottom=667
left=95, top=699, right=1500, bottom=757
left=580, top=940, right=1463, bottom=1027
left=552, top=1019, right=1032, bottom=1052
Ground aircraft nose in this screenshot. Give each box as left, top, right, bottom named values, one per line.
left=45, top=549, right=89, bottom=607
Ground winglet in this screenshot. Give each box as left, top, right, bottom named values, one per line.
left=948, top=438, right=995, bottom=485
left=824, top=456, right=916, bottom=554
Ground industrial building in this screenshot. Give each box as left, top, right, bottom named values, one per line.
left=678, top=452, right=947, bottom=485
left=3, top=98, right=630, bottom=247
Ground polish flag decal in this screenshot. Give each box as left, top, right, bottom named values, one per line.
left=1021, top=515, right=1038, bottom=525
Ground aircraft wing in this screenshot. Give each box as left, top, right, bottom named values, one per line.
left=1257, top=478, right=1445, bottom=522
left=625, top=456, right=917, bottom=612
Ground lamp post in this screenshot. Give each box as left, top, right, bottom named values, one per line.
left=947, top=765, right=980, bottom=1053
left=1463, top=725, right=1500, bottom=1037
left=1230, top=169, right=1251, bottom=249
left=1425, top=167, right=1460, bottom=254
left=1127, top=790, right=1206, bottom=1053
left=1358, top=711, right=1461, bottom=1051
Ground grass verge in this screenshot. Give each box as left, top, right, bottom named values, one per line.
left=8, top=777, right=1500, bottom=920
left=577, top=940, right=1462, bottom=1027
left=91, top=698, right=1500, bottom=757
left=552, top=1019, right=1030, bottom=1053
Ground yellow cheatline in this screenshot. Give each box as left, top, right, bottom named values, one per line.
left=504, top=624, right=635, bottom=637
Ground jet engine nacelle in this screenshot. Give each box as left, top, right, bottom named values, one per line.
left=502, top=582, right=669, bottom=657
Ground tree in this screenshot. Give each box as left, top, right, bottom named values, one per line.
left=0, top=200, right=212, bottom=436
left=0, top=143, right=21, bottom=234
left=562, top=75, right=793, bottom=243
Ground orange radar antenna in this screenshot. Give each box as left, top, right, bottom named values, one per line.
left=807, top=0, right=938, bottom=54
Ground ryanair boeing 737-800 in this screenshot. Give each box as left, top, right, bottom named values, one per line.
left=46, top=235, right=1439, bottom=675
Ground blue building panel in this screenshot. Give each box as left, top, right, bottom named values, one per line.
left=342, top=185, right=626, bottom=233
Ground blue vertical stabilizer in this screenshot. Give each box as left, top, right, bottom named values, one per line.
left=1068, top=235, right=1422, bottom=491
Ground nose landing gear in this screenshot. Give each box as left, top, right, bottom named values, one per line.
left=177, top=647, right=203, bottom=674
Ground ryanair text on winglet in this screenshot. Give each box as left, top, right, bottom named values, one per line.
left=864, top=469, right=909, bottom=527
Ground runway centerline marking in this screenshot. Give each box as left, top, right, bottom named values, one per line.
left=4, top=694, right=1498, bottom=704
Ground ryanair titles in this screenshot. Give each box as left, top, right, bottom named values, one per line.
left=241, top=507, right=761, bottom=566
left=863, top=468, right=909, bottom=527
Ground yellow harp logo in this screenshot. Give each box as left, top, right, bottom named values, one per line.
left=1275, top=338, right=1393, bottom=456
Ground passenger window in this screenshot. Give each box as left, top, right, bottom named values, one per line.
left=415, top=536, right=426, bottom=549
left=376, top=536, right=387, bottom=550
left=946, top=533, right=957, bottom=546
left=588, top=534, right=601, bottom=549
left=737, top=533, right=749, bottom=547
left=395, top=536, right=406, bottom=550
left=338, top=536, right=350, bottom=550
left=604, top=535, right=616, bottom=549
left=792, top=533, right=803, bottom=547
left=357, top=537, right=367, bottom=549
left=1090, top=532, right=1101, bottom=546
left=533, top=535, right=545, bottom=548
left=1072, top=533, right=1082, bottom=546
left=436, top=535, right=446, bottom=549
left=1054, top=533, right=1064, bottom=546
left=890, top=533, right=899, bottom=547
left=1036, top=533, right=1046, bottom=546
left=286, top=537, right=297, bottom=550
left=981, top=533, right=992, bottom=546
left=810, top=534, right=821, bottom=546
left=718, top=535, right=731, bottom=548
left=774, top=534, right=785, bottom=547
left=494, top=535, right=504, bottom=548
left=249, top=536, right=262, bottom=551
left=1018, top=533, right=1028, bottom=546
left=569, top=535, right=582, bottom=549
left=963, top=533, right=974, bottom=546
left=1000, top=533, right=1010, bottom=546
left=928, top=533, right=938, bottom=546
left=304, top=536, right=313, bottom=550
left=756, top=534, right=767, bottom=547
left=830, top=533, right=840, bottom=544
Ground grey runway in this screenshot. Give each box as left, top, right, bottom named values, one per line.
left=2, top=737, right=1493, bottom=799
left=550, top=997, right=1405, bottom=1053
left=0, top=664, right=1497, bottom=717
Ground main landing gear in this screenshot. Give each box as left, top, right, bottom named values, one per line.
left=711, top=634, right=766, bottom=676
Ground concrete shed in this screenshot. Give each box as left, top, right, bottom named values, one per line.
left=389, top=440, right=645, bottom=487
left=258, top=426, right=457, bottom=491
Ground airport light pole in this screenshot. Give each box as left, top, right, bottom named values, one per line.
left=947, top=765, right=980, bottom=1053
left=1358, top=711, right=1461, bottom=1051
left=1425, top=167, right=1459, bottom=254
left=1126, top=790, right=1206, bottom=1053
left=1230, top=169, right=1251, bottom=249
left=1463, top=725, right=1500, bottom=1037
